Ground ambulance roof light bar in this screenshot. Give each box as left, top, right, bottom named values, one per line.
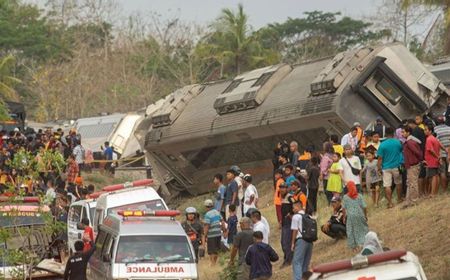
left=313, top=249, right=407, bottom=275
left=117, top=209, right=180, bottom=218
left=0, top=196, right=40, bottom=203
left=89, top=179, right=154, bottom=199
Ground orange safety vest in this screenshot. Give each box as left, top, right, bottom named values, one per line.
left=273, top=178, right=284, bottom=206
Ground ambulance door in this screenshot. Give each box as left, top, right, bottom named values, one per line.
left=99, top=233, right=115, bottom=279
left=67, top=205, right=83, bottom=253
left=88, top=229, right=107, bottom=279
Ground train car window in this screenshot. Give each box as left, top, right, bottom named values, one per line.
left=375, top=77, right=403, bottom=105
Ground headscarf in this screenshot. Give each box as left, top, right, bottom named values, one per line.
left=346, top=180, right=358, bottom=200
left=361, top=231, right=383, bottom=255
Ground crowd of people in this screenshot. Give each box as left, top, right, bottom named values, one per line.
left=182, top=113, right=450, bottom=280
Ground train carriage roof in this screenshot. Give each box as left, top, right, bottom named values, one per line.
left=149, top=58, right=332, bottom=145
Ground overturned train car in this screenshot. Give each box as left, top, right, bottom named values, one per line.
left=136, top=43, right=448, bottom=197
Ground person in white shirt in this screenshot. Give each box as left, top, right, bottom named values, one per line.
left=250, top=210, right=270, bottom=244
left=341, top=126, right=359, bottom=152
left=339, top=144, right=362, bottom=192
left=243, top=174, right=258, bottom=215
left=291, top=200, right=313, bottom=280
left=45, top=181, right=56, bottom=204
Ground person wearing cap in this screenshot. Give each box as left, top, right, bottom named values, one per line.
left=243, top=174, right=258, bottom=215
left=202, top=199, right=225, bottom=265
left=182, top=207, right=203, bottom=260
left=341, top=126, right=359, bottom=152
left=290, top=179, right=308, bottom=214
left=229, top=217, right=253, bottom=280
left=321, top=196, right=346, bottom=239
left=433, top=115, right=450, bottom=193
left=225, top=169, right=241, bottom=220
left=377, top=127, right=404, bottom=208
left=339, top=144, right=362, bottom=193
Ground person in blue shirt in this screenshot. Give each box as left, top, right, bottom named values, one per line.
left=284, top=165, right=296, bottom=187
left=377, top=127, right=404, bottom=208
left=213, top=173, right=226, bottom=219
left=103, top=141, right=113, bottom=173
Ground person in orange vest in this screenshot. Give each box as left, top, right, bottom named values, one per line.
left=273, top=169, right=285, bottom=228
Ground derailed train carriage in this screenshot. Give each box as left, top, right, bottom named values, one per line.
left=135, top=43, right=448, bottom=197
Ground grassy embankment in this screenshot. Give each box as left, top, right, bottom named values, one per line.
left=176, top=181, right=450, bottom=280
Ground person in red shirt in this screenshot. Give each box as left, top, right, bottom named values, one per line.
left=80, top=218, right=94, bottom=252
left=424, top=124, right=443, bottom=197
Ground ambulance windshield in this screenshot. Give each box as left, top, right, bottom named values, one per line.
left=115, top=235, right=193, bottom=263
left=107, top=199, right=166, bottom=215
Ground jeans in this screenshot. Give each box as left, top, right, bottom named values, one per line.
left=292, top=238, right=313, bottom=280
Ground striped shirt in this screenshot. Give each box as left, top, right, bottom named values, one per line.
left=204, top=209, right=222, bottom=238
left=434, top=124, right=450, bottom=158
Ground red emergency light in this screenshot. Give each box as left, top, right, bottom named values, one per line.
left=0, top=196, right=40, bottom=203
left=89, top=179, right=154, bottom=199
left=313, top=249, right=407, bottom=275
left=117, top=209, right=180, bottom=217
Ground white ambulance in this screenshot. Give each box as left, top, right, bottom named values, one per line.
left=93, top=186, right=168, bottom=234
left=67, top=199, right=97, bottom=253
left=88, top=210, right=198, bottom=280
left=310, top=249, right=427, bottom=280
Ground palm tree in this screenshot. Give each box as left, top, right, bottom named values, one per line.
left=0, top=55, right=22, bottom=120
left=0, top=55, right=21, bottom=101
left=404, top=0, right=450, bottom=54
left=202, top=4, right=279, bottom=76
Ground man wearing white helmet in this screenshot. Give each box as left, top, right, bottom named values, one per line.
left=181, top=207, right=203, bottom=261
left=243, top=174, right=258, bottom=215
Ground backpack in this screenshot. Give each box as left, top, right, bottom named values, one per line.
left=299, top=213, right=318, bottom=243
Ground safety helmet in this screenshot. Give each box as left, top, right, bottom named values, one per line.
left=185, top=207, right=197, bottom=214
left=229, top=165, right=241, bottom=175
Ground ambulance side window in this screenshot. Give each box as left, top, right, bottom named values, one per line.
left=93, top=230, right=107, bottom=259
left=82, top=207, right=88, bottom=223
left=69, top=206, right=82, bottom=224
left=101, top=234, right=114, bottom=262
left=94, top=209, right=103, bottom=231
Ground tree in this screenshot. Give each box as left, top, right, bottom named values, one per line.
left=404, top=0, right=450, bottom=54
left=197, top=4, right=279, bottom=78
left=257, top=11, right=389, bottom=63
left=0, top=0, right=68, bottom=62
left=0, top=55, right=22, bottom=121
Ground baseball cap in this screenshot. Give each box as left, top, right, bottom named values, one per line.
left=204, top=199, right=214, bottom=207
left=243, top=174, right=252, bottom=183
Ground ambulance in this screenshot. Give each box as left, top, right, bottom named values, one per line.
left=68, top=179, right=163, bottom=252
left=67, top=199, right=97, bottom=253
left=88, top=210, right=198, bottom=280
left=93, top=185, right=168, bottom=234
left=310, top=249, right=427, bottom=280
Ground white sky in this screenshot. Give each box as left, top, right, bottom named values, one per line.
left=27, top=0, right=383, bottom=28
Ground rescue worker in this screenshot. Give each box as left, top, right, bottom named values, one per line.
left=64, top=238, right=95, bottom=280
left=181, top=207, right=203, bottom=260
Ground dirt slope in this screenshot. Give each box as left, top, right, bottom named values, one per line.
left=184, top=181, right=450, bottom=280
